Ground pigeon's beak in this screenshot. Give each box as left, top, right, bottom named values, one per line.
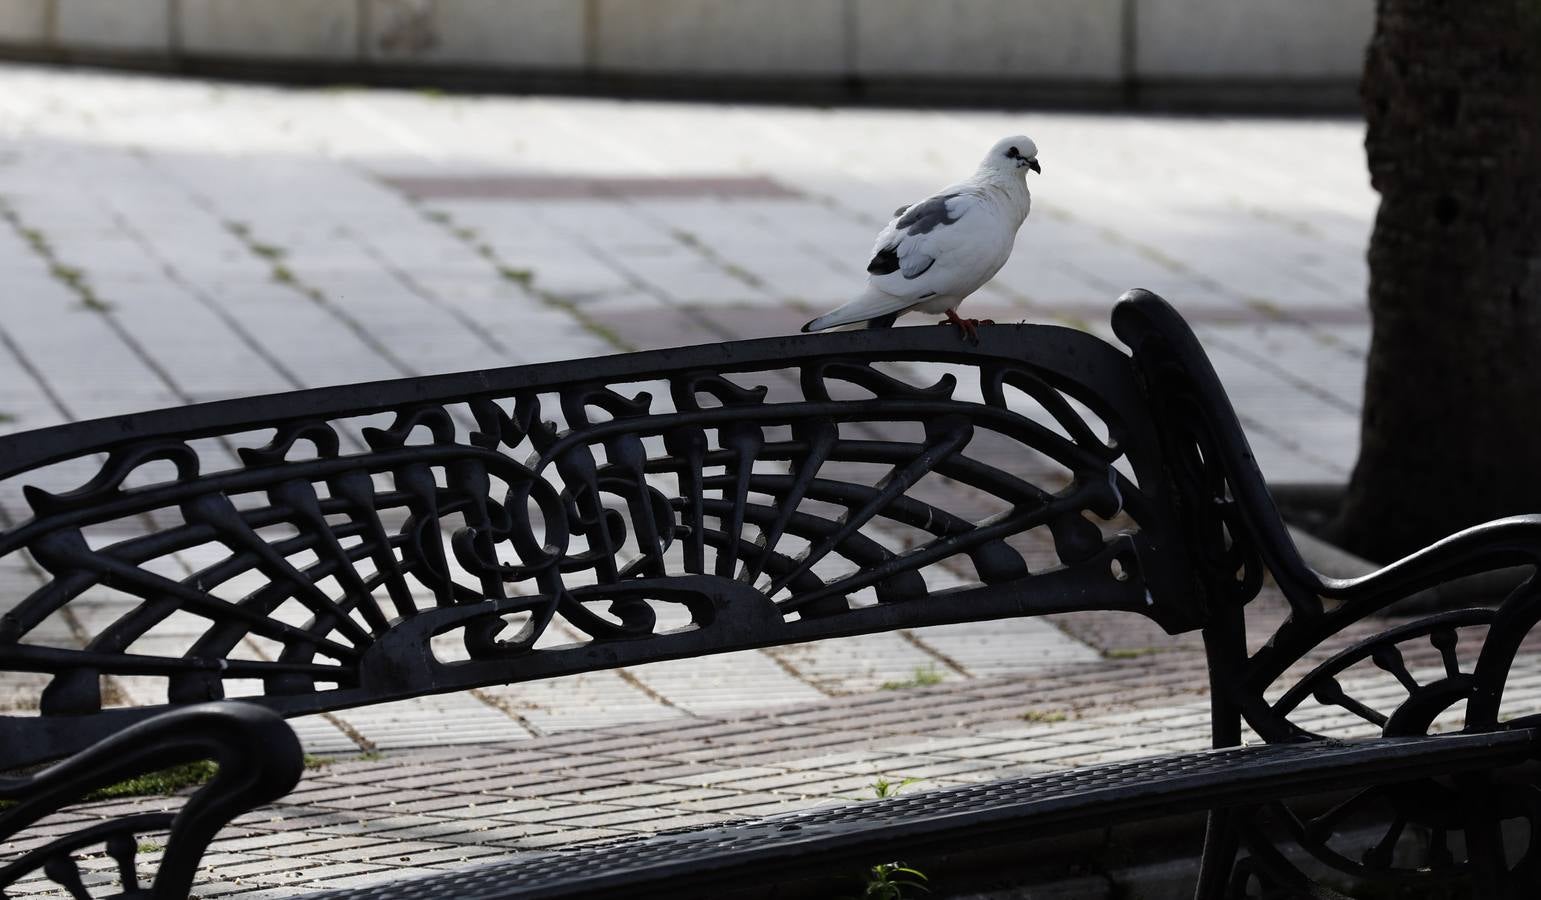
left=1027, top=158, right=1042, bottom=174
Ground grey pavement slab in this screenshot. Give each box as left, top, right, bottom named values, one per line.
left=6, top=646, right=1540, bottom=898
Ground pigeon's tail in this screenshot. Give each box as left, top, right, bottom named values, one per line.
left=801, top=289, right=917, bottom=333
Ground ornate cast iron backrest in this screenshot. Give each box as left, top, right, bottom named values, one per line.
left=0, top=295, right=1236, bottom=767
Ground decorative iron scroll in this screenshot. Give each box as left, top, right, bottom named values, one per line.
left=0, top=322, right=1204, bottom=767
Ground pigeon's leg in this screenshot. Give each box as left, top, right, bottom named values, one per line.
left=940, top=309, right=984, bottom=343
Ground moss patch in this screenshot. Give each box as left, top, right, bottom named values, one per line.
left=84, top=760, right=218, bottom=801
left=880, top=665, right=944, bottom=691
left=1020, top=709, right=1069, bottom=724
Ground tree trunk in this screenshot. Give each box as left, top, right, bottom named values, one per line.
left=1332, top=0, right=1541, bottom=562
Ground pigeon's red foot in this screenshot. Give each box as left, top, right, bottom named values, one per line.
left=940, top=309, right=989, bottom=343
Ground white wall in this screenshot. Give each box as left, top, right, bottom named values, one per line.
left=3, top=0, right=1376, bottom=94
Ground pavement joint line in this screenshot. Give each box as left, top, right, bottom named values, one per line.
left=0, top=202, right=84, bottom=424
left=0, top=196, right=110, bottom=313
left=103, top=203, right=308, bottom=393
left=390, top=192, right=639, bottom=352
left=757, top=645, right=841, bottom=698
left=469, top=688, right=544, bottom=738
left=1197, top=325, right=1362, bottom=416
left=0, top=320, right=73, bottom=423
left=395, top=145, right=746, bottom=348
left=342, top=222, right=514, bottom=360
left=545, top=229, right=735, bottom=344
left=1220, top=404, right=1348, bottom=477
left=218, top=219, right=420, bottom=380
left=5, top=193, right=297, bottom=583
left=895, top=628, right=974, bottom=679
left=320, top=713, right=378, bottom=754
left=549, top=618, right=685, bottom=713
left=121, top=134, right=428, bottom=392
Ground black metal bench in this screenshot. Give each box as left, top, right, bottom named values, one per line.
left=2, top=290, right=1538, bottom=899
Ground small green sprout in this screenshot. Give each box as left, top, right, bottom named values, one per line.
left=881, top=665, right=944, bottom=691
left=848, top=862, right=930, bottom=899
left=870, top=776, right=921, bottom=800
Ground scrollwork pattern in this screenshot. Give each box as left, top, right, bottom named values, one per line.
left=1, top=324, right=1191, bottom=769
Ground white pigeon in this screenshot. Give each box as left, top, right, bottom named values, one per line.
left=802, top=135, right=1040, bottom=341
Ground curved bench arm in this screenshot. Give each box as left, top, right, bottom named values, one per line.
left=1115, top=289, right=1541, bottom=616
left=0, top=702, right=304, bottom=898
left=1316, top=516, right=1541, bottom=604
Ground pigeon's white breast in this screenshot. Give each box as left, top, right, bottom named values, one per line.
left=929, top=190, right=1024, bottom=298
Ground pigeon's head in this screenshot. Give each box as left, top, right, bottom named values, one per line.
left=982, top=135, right=1040, bottom=176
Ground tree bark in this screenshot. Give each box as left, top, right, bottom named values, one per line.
left=1333, top=0, right=1541, bottom=562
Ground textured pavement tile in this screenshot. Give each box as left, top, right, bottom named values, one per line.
left=382, top=844, right=510, bottom=867
left=551, top=806, right=682, bottom=829
left=267, top=838, right=431, bottom=861
left=267, top=861, right=397, bottom=886
left=206, top=857, right=316, bottom=880
left=492, top=827, right=630, bottom=849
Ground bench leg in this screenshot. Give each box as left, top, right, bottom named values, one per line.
left=1193, top=807, right=1242, bottom=900
left=1457, top=771, right=1533, bottom=900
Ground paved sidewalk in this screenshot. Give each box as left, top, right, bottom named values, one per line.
left=0, top=62, right=1379, bottom=743
left=9, top=634, right=1541, bottom=898
left=0, top=63, right=1388, bottom=896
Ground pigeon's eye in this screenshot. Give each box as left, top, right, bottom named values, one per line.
left=1006, top=146, right=1020, bottom=158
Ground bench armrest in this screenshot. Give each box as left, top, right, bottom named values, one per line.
left=1244, top=516, right=1541, bottom=742
left=0, top=702, right=303, bottom=898
left=1314, top=515, right=1541, bottom=608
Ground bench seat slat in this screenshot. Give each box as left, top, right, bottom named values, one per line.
left=310, top=730, right=1539, bottom=899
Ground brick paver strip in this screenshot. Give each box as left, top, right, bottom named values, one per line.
left=14, top=648, right=1541, bottom=897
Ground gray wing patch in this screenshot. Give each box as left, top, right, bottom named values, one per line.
left=893, top=205, right=910, bottom=218
left=895, top=193, right=961, bottom=235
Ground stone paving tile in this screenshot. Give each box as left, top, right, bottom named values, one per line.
left=244, top=861, right=395, bottom=888
left=497, top=776, right=620, bottom=799
left=0, top=653, right=1363, bottom=900
left=325, top=694, right=537, bottom=750
left=473, top=670, right=689, bottom=733
left=284, top=717, right=364, bottom=755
